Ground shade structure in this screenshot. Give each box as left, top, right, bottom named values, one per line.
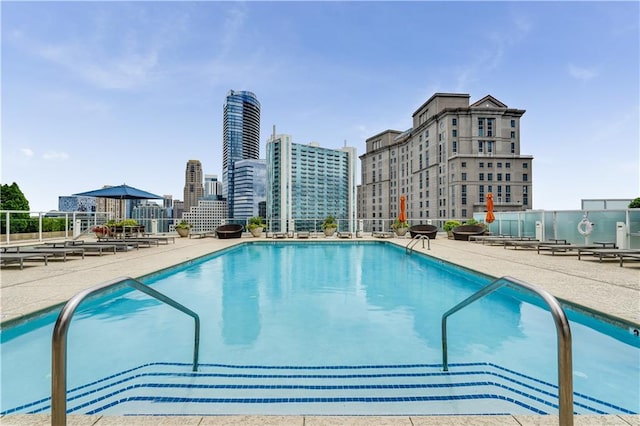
left=485, top=192, right=495, bottom=224
left=399, top=195, right=407, bottom=223
left=74, top=184, right=163, bottom=200
left=74, top=184, right=163, bottom=220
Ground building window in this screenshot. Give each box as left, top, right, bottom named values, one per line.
left=487, top=162, right=493, bottom=168
left=506, top=173, right=511, bottom=181
left=478, top=140, right=484, bottom=153
left=506, top=162, right=511, bottom=168
left=462, top=172, right=467, bottom=181
left=479, top=162, right=484, bottom=168
left=511, top=119, right=515, bottom=128
left=497, top=162, right=502, bottom=168
left=511, top=143, right=515, bottom=154
left=452, top=118, right=457, bottom=126
left=523, top=173, right=528, bottom=182
left=511, top=131, right=515, bottom=139
left=497, top=173, right=502, bottom=181
left=478, top=118, right=484, bottom=137
left=452, top=129, right=457, bottom=137
left=523, top=163, right=528, bottom=168
left=461, top=162, right=467, bottom=168
left=488, top=173, right=493, bottom=181
left=452, top=141, right=457, bottom=154
left=479, top=173, right=484, bottom=181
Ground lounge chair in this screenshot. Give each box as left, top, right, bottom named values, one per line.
left=189, top=231, right=216, bottom=239
left=408, top=224, right=438, bottom=239
left=4, top=246, right=85, bottom=261
left=451, top=225, right=486, bottom=241
left=216, top=224, right=244, bottom=239
left=43, top=241, right=118, bottom=255
left=617, top=252, right=640, bottom=267
left=1, top=252, right=50, bottom=269
left=297, top=231, right=310, bottom=239
left=337, top=232, right=353, bottom=239
left=578, top=248, right=640, bottom=262
left=502, top=239, right=541, bottom=249
left=372, top=231, right=394, bottom=238
left=537, top=243, right=598, bottom=255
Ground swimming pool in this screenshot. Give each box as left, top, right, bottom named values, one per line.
left=1, top=241, right=638, bottom=416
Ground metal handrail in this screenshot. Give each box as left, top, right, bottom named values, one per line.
left=51, top=276, right=200, bottom=426
left=441, top=276, right=573, bottom=425
left=406, top=234, right=430, bottom=253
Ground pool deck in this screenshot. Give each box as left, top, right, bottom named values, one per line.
left=1, top=233, right=639, bottom=425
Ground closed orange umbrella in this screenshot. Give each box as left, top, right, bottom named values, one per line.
left=485, top=193, right=495, bottom=224
left=399, top=195, right=406, bottom=223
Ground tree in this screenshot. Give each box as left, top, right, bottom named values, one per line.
left=1, top=182, right=30, bottom=211
left=0, top=183, right=31, bottom=233
left=629, top=197, right=640, bottom=208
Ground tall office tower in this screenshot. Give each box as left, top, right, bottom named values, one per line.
left=183, top=160, right=204, bottom=215
left=162, top=195, right=173, bottom=209
left=173, top=200, right=184, bottom=220
left=223, top=90, right=260, bottom=218
left=359, top=93, right=532, bottom=229
left=182, top=199, right=228, bottom=232
left=232, top=159, right=266, bottom=219
left=267, top=131, right=358, bottom=232
left=204, top=174, right=223, bottom=199
left=132, top=202, right=169, bottom=233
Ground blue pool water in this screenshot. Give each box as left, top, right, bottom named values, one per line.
left=1, top=241, right=639, bottom=416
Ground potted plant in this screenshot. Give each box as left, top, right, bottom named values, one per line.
left=247, top=216, right=265, bottom=237
left=391, top=219, right=409, bottom=236
left=92, top=225, right=110, bottom=239
left=322, top=215, right=338, bottom=237
left=174, top=220, right=191, bottom=237
left=443, top=220, right=462, bottom=239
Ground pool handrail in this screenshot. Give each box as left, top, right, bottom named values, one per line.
left=441, top=275, right=573, bottom=426
left=406, top=234, right=430, bottom=253
left=51, top=276, right=200, bottom=426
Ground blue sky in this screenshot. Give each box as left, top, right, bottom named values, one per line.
left=2, top=1, right=638, bottom=212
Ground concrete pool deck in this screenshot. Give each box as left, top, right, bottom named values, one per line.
left=1, top=234, right=639, bottom=425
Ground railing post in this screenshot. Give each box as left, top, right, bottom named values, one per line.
left=441, top=276, right=573, bottom=425
left=51, top=277, right=200, bottom=425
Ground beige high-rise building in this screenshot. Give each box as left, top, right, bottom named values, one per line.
left=358, top=93, right=533, bottom=229
left=183, top=160, right=204, bottom=215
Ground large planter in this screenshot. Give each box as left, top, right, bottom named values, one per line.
left=394, top=227, right=408, bottom=237
left=249, top=227, right=263, bottom=237
left=323, top=227, right=336, bottom=237
left=176, top=227, right=190, bottom=238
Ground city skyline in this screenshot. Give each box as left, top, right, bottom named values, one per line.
left=2, top=1, right=638, bottom=212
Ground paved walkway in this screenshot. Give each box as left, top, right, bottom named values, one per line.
left=1, top=234, right=639, bottom=425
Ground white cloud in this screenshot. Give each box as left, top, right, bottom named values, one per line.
left=42, top=151, right=69, bottom=161
left=568, top=64, right=598, bottom=82
left=20, top=148, right=34, bottom=157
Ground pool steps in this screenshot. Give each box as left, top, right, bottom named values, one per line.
left=10, top=362, right=633, bottom=416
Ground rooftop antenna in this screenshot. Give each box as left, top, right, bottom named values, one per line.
left=272, top=125, right=276, bottom=140
left=344, top=139, right=347, bottom=147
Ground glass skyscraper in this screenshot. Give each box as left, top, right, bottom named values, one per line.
left=233, top=159, right=266, bottom=219
left=223, top=90, right=260, bottom=219
left=267, top=133, right=357, bottom=232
